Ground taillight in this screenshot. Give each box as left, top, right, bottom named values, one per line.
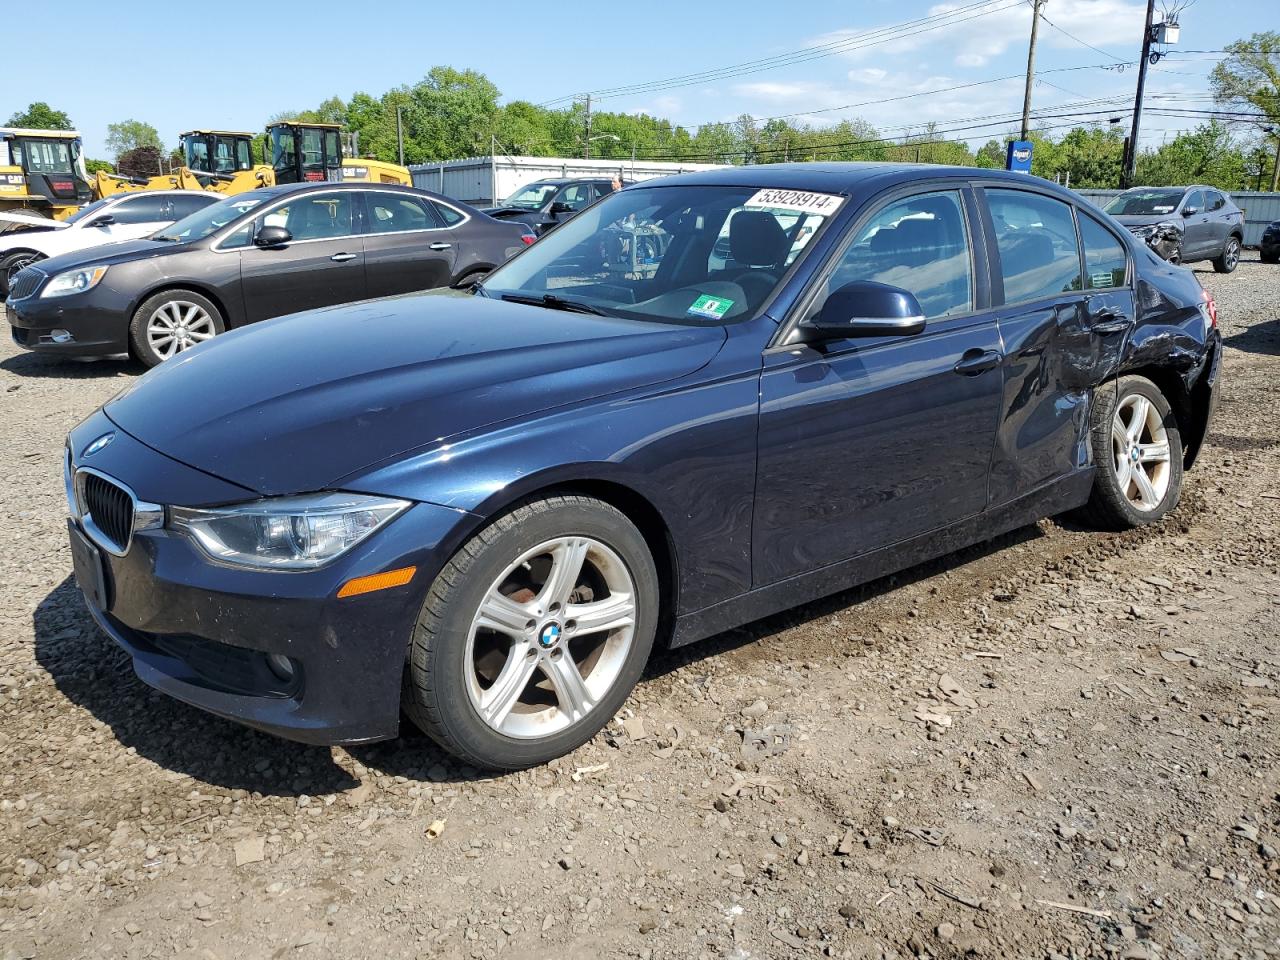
left=520, top=233, right=536, bottom=246
left=1200, top=286, right=1217, bottom=328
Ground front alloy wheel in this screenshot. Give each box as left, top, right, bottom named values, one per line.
left=129, top=288, right=226, bottom=367
left=1213, top=237, right=1240, bottom=273
left=404, top=495, right=659, bottom=769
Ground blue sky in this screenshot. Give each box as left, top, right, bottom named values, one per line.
left=4, top=0, right=1273, bottom=160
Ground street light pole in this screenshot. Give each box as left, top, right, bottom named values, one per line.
left=1122, top=0, right=1157, bottom=189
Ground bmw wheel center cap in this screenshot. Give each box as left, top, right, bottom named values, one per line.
left=538, top=622, right=562, bottom=649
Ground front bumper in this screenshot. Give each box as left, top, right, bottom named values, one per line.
left=65, top=411, right=472, bottom=745
left=8, top=289, right=130, bottom=356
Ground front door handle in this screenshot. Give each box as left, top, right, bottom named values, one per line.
left=330, top=252, right=358, bottom=262
left=429, top=242, right=452, bottom=251
left=953, top=349, right=1002, bottom=376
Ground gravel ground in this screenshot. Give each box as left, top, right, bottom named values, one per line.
left=1, top=256, right=1277, bottom=960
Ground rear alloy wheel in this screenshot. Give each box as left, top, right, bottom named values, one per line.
left=1076, top=376, right=1183, bottom=530
left=129, top=289, right=225, bottom=367
left=0, top=251, right=43, bottom=298
left=404, top=495, right=659, bottom=769
left=1213, top=236, right=1241, bottom=273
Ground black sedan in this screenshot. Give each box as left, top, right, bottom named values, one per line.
left=63, top=164, right=1220, bottom=769
left=1261, top=220, right=1279, bottom=264
left=483, top=177, right=632, bottom=235
left=1102, top=185, right=1244, bottom=271
left=7, top=182, right=534, bottom=366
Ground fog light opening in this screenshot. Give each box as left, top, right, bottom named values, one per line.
left=45, top=329, right=75, bottom=344
left=266, top=653, right=296, bottom=683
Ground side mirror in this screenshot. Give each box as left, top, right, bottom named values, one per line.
left=549, top=201, right=573, bottom=215
left=1181, top=206, right=1198, bottom=217
left=802, top=281, right=926, bottom=340
left=254, top=225, right=292, bottom=248
left=88, top=214, right=115, bottom=228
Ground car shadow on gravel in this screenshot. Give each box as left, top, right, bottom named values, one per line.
left=1223, top=317, right=1280, bottom=356
left=34, top=526, right=1043, bottom=793
left=1, top=351, right=140, bottom=379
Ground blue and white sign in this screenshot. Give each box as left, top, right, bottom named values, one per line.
left=1006, top=140, right=1034, bottom=174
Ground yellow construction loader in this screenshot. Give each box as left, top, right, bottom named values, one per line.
left=267, top=121, right=411, bottom=186
left=90, top=130, right=273, bottom=199
left=0, top=128, right=93, bottom=226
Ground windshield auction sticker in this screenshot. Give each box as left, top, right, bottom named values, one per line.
left=744, top=189, right=844, bottom=216
left=688, top=294, right=734, bottom=320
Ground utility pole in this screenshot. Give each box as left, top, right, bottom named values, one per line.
left=395, top=106, right=404, bottom=166
left=584, top=95, right=592, bottom=159
left=1122, top=0, right=1157, bottom=188
left=1020, top=0, right=1045, bottom=141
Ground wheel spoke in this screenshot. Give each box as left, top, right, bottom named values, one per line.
left=541, top=650, right=594, bottom=722
left=1125, top=397, right=1150, bottom=442
left=1115, top=456, right=1132, bottom=494
left=1132, top=464, right=1159, bottom=506
left=188, top=329, right=214, bottom=342
left=1137, top=441, right=1170, bottom=464
left=475, top=591, right=534, bottom=639
left=479, top=643, right=539, bottom=728
left=567, top=592, right=635, bottom=637
left=538, top=538, right=589, bottom=609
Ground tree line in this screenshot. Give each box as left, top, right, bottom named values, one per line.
left=8, top=31, right=1279, bottom=192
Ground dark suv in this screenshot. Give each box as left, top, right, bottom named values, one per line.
left=1102, top=185, right=1244, bottom=272
left=483, top=177, right=632, bottom=235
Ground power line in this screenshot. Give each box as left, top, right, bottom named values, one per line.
left=537, top=0, right=1024, bottom=106
left=1034, top=6, right=1127, bottom=63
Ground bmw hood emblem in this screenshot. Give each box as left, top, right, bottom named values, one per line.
left=83, top=432, right=115, bottom=457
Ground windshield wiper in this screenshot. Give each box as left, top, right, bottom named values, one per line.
left=500, top=292, right=609, bottom=316
left=151, top=235, right=182, bottom=242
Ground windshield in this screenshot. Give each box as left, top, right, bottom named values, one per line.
left=64, top=198, right=112, bottom=226
left=1104, top=189, right=1185, bottom=216
left=481, top=184, right=842, bottom=326
left=152, top=195, right=265, bottom=242
left=502, top=182, right=562, bottom=210
left=20, top=139, right=74, bottom=175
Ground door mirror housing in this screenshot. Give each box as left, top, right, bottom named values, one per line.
left=548, top=201, right=573, bottom=215
left=802, top=281, right=927, bottom=340
left=1181, top=205, right=1198, bottom=217
left=254, top=225, right=292, bottom=248
left=87, top=214, right=115, bottom=228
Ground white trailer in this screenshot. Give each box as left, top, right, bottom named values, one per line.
left=409, top=155, right=729, bottom=207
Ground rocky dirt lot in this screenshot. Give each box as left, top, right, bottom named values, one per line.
left=1, top=258, right=1278, bottom=960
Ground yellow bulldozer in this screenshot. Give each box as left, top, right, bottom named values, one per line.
left=90, top=130, right=273, bottom=200
left=0, top=128, right=94, bottom=227
left=266, top=121, right=411, bottom=186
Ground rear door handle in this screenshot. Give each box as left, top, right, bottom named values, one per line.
left=953, top=349, right=1002, bottom=376
left=1090, top=307, right=1130, bottom=335
left=330, top=252, right=358, bottom=262
left=429, top=242, right=452, bottom=251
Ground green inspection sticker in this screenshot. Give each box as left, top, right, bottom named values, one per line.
left=687, top=294, right=734, bottom=320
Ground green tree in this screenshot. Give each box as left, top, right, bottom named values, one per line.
left=1134, top=122, right=1247, bottom=190
left=85, top=158, right=114, bottom=175
left=1211, top=32, right=1280, bottom=190
left=1050, top=126, right=1125, bottom=189
left=116, top=145, right=163, bottom=180
left=105, top=120, right=161, bottom=161
left=6, top=102, right=73, bottom=129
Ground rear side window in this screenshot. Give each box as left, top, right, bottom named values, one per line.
left=1208, top=191, right=1227, bottom=211
left=367, top=195, right=442, bottom=233
left=1079, top=214, right=1127, bottom=290
left=170, top=194, right=218, bottom=220
left=430, top=200, right=465, bottom=226
left=986, top=189, right=1082, bottom=304
left=111, top=194, right=177, bottom=224
left=824, top=189, right=973, bottom=320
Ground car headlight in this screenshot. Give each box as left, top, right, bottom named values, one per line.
left=41, top=265, right=109, bottom=298
left=169, top=492, right=410, bottom=570
left=1131, top=222, right=1176, bottom=240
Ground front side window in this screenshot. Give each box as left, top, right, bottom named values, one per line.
left=270, top=192, right=354, bottom=240
left=367, top=195, right=441, bottom=233
left=1080, top=214, right=1127, bottom=290
left=482, top=184, right=842, bottom=326
left=822, top=190, right=973, bottom=320
left=987, top=189, right=1082, bottom=304
left=1183, top=190, right=1205, bottom=214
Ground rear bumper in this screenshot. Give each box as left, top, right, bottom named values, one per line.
left=65, top=411, right=472, bottom=746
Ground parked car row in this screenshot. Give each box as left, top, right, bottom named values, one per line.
left=6, top=183, right=534, bottom=366
left=56, top=162, right=1221, bottom=769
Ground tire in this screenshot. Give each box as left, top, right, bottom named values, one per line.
left=1075, top=376, right=1184, bottom=531
left=403, top=494, right=660, bottom=770
left=0, top=251, right=44, bottom=298
left=128, top=289, right=225, bottom=368
left=1261, top=250, right=1279, bottom=265
left=1212, top=236, right=1241, bottom=274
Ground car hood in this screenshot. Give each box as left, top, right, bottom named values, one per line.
left=32, top=236, right=194, bottom=274
left=105, top=292, right=727, bottom=497
left=1112, top=214, right=1181, bottom=229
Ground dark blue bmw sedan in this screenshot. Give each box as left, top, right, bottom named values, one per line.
left=64, top=164, right=1221, bottom=769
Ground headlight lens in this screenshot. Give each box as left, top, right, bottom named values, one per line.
left=170, top=492, right=410, bottom=570
left=41, top=265, right=109, bottom=298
